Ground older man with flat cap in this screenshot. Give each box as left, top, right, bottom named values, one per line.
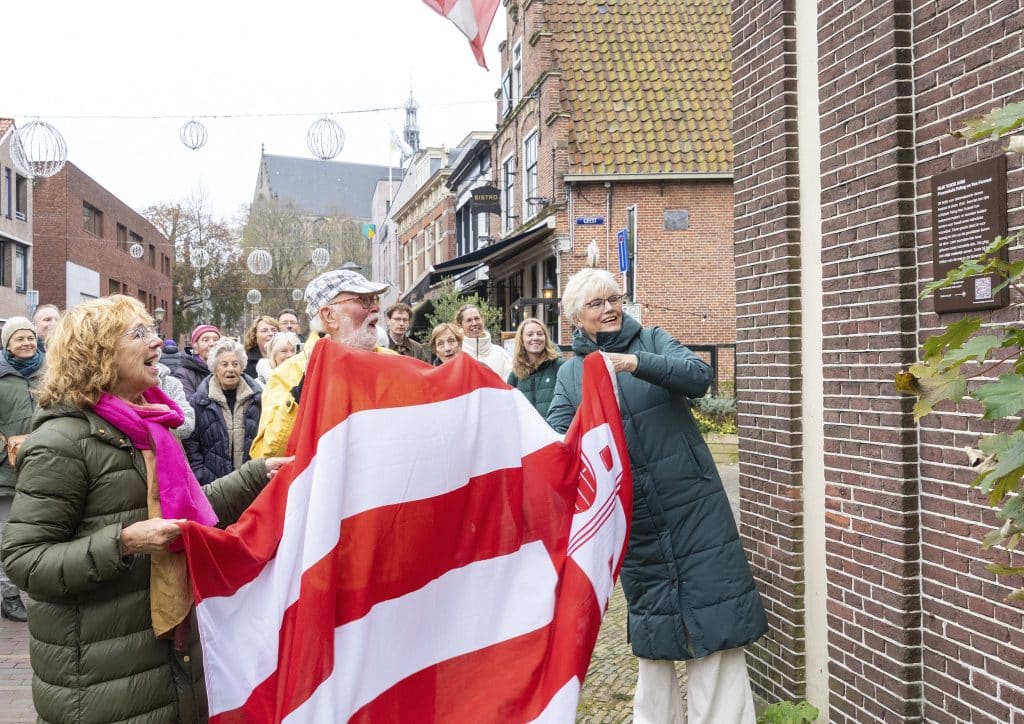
left=250, top=269, right=398, bottom=458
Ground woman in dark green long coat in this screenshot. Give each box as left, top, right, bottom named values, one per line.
left=547, top=269, right=767, bottom=724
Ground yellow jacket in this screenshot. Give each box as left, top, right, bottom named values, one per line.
left=249, top=337, right=397, bottom=458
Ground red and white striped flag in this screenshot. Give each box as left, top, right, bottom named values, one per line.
left=421, top=0, right=501, bottom=69
left=181, top=343, right=631, bottom=723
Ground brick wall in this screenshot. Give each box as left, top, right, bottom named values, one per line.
left=733, top=0, right=1024, bottom=720
left=32, top=163, right=174, bottom=331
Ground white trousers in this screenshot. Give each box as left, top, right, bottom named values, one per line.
left=633, top=647, right=756, bottom=724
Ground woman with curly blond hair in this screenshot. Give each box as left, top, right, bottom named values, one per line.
left=0, top=295, right=290, bottom=723
left=506, top=317, right=564, bottom=417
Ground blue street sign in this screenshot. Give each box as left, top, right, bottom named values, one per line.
left=575, top=216, right=605, bottom=225
left=617, top=230, right=629, bottom=273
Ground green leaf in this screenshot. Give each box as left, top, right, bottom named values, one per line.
left=954, top=101, right=1024, bottom=139
left=973, top=374, right=1024, bottom=419
left=906, top=363, right=967, bottom=420
left=921, top=318, right=982, bottom=364
left=939, top=334, right=1003, bottom=369
left=986, top=563, right=1024, bottom=576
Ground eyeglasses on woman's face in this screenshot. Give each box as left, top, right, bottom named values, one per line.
left=582, top=294, right=624, bottom=311
left=123, top=325, right=160, bottom=342
left=334, top=294, right=381, bottom=310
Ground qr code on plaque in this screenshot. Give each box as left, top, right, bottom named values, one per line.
left=975, top=276, right=993, bottom=300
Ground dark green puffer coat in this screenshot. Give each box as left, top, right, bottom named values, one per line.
left=546, top=316, right=767, bottom=661
left=506, top=357, right=564, bottom=418
left=0, top=355, right=42, bottom=496
left=0, top=403, right=269, bottom=724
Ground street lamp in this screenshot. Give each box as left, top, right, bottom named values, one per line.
left=542, top=280, right=556, bottom=299
left=153, top=307, right=166, bottom=338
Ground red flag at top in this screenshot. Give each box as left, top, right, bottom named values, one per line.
left=421, top=0, right=501, bottom=69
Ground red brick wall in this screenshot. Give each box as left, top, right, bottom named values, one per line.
left=733, top=0, right=1024, bottom=720
left=32, top=163, right=174, bottom=333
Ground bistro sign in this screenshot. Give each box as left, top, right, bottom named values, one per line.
left=471, top=185, right=501, bottom=214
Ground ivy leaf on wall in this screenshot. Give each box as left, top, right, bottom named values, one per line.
left=953, top=101, right=1024, bottom=139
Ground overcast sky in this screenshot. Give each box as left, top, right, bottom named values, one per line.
left=8, top=0, right=505, bottom=221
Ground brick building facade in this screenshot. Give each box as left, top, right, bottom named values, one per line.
left=32, top=162, right=173, bottom=329
left=733, top=1, right=1024, bottom=721
left=430, top=0, right=735, bottom=379
left=0, top=120, right=33, bottom=321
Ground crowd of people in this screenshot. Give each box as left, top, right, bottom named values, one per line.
left=0, top=266, right=765, bottom=723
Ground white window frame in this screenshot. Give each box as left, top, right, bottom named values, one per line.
left=502, top=71, right=513, bottom=117
left=522, top=130, right=539, bottom=221
left=502, top=155, right=516, bottom=234
left=512, top=41, right=522, bottom=108
left=434, top=219, right=444, bottom=264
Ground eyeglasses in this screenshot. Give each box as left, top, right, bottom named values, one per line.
left=334, top=294, right=381, bottom=310
left=124, top=325, right=159, bottom=342
left=582, top=294, right=625, bottom=310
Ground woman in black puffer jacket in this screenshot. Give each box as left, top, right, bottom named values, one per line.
left=184, top=339, right=262, bottom=485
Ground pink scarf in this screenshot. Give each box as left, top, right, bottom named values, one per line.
left=93, top=387, right=218, bottom=549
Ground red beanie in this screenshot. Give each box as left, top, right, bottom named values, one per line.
left=190, top=324, right=221, bottom=347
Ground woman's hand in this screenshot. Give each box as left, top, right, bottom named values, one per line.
left=265, top=456, right=295, bottom=479
left=120, top=518, right=186, bottom=556
left=605, top=353, right=639, bottom=374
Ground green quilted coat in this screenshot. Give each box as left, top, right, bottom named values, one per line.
left=547, top=316, right=767, bottom=660
left=0, top=403, right=269, bottom=724
left=506, top=357, right=564, bottom=418
left=0, top=355, right=42, bottom=496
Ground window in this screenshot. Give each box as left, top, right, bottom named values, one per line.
left=434, top=219, right=444, bottom=264
left=130, top=231, right=142, bottom=248
left=523, top=131, right=539, bottom=220
left=149, top=244, right=156, bottom=267
left=502, top=71, right=513, bottom=117
left=14, top=245, right=26, bottom=293
left=512, top=41, right=523, bottom=108
left=502, top=156, right=516, bottom=233
left=108, top=279, right=122, bottom=295
left=15, top=175, right=28, bottom=221
left=83, top=202, right=103, bottom=236
left=402, top=243, right=410, bottom=289
left=4, top=168, right=10, bottom=219
left=117, top=224, right=129, bottom=252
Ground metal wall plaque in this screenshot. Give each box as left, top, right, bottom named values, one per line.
left=665, top=209, right=689, bottom=230
left=930, top=155, right=1009, bottom=313
left=471, top=185, right=501, bottom=214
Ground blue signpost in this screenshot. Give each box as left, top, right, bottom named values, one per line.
left=617, top=230, right=629, bottom=273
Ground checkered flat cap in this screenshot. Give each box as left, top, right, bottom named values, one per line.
left=304, top=269, right=389, bottom=318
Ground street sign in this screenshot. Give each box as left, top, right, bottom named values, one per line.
left=576, top=216, right=605, bottom=225
left=617, top=230, right=629, bottom=272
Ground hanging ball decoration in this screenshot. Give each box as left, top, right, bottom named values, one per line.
left=246, top=248, right=273, bottom=275
left=180, top=119, right=208, bottom=151
left=306, top=117, right=345, bottom=160
left=292, top=288, right=304, bottom=302
left=201, top=287, right=212, bottom=300
left=311, top=247, right=330, bottom=269
left=190, top=248, right=211, bottom=269
left=246, top=289, right=262, bottom=305
left=129, top=242, right=145, bottom=259
left=10, top=120, right=68, bottom=178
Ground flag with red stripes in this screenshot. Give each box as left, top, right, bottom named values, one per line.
left=421, top=0, right=501, bottom=69
left=181, top=342, right=631, bottom=723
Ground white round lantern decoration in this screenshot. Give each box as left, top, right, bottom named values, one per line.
left=10, top=120, right=68, bottom=178
left=246, top=248, right=273, bottom=275
left=190, top=248, right=211, bottom=269
left=129, top=242, right=145, bottom=259
left=246, top=289, right=262, bottom=305
left=311, top=247, right=330, bottom=269
left=292, top=288, right=304, bottom=302
left=180, top=119, right=208, bottom=150
left=306, top=117, right=345, bottom=160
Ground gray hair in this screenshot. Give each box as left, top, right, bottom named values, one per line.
left=207, top=338, right=246, bottom=367
left=560, top=268, right=622, bottom=325
left=266, top=331, right=301, bottom=366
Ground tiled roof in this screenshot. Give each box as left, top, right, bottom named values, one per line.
left=547, top=0, right=732, bottom=175
left=0, top=119, right=13, bottom=139
left=261, top=154, right=401, bottom=220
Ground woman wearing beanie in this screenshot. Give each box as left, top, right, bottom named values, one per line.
left=0, top=317, right=45, bottom=622
left=172, top=324, right=220, bottom=399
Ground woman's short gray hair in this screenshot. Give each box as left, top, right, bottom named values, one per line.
left=208, top=338, right=246, bottom=367
left=267, top=331, right=301, bottom=366
left=561, top=268, right=622, bottom=324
